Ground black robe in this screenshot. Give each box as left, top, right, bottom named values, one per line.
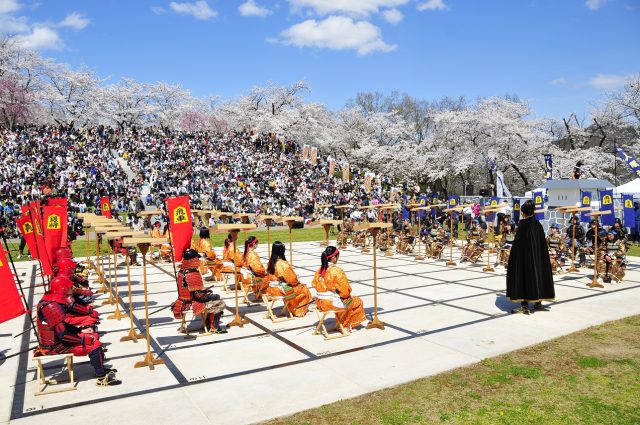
left=506, top=216, right=555, bottom=301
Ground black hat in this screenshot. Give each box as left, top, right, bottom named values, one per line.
left=183, top=249, right=200, bottom=260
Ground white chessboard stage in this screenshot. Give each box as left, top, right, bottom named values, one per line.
left=2, top=242, right=640, bottom=425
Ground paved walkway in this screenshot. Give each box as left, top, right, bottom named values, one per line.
left=1, top=243, right=639, bottom=424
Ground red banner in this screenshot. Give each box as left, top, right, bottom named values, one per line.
left=16, top=215, right=38, bottom=259
left=47, top=197, right=68, bottom=208
left=0, top=244, right=26, bottom=324
left=166, top=196, right=193, bottom=262
left=100, top=197, right=112, bottom=219
left=29, top=202, right=53, bottom=276
left=43, top=206, right=67, bottom=267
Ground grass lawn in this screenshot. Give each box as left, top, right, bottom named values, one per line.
left=268, top=316, right=640, bottom=425
left=5, top=226, right=330, bottom=262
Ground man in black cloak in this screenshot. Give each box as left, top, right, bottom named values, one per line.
left=506, top=200, right=555, bottom=314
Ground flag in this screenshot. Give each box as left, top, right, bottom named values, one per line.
left=0, top=244, right=25, bottom=324
left=495, top=169, right=512, bottom=198
left=302, top=144, right=310, bottom=161
left=544, top=154, right=553, bottom=180
left=342, top=162, right=350, bottom=182
left=166, top=195, right=193, bottom=262
left=615, top=147, right=640, bottom=178
left=328, top=157, right=335, bottom=177
left=599, top=189, right=614, bottom=226
left=533, top=191, right=545, bottom=220
left=100, top=197, right=112, bottom=219
left=364, top=172, right=375, bottom=193
left=310, top=147, right=318, bottom=164
left=512, top=198, right=521, bottom=222
left=43, top=205, right=67, bottom=265
left=47, top=197, right=68, bottom=208
left=417, top=195, right=428, bottom=220
left=580, top=191, right=592, bottom=223
left=16, top=215, right=38, bottom=259
left=447, top=195, right=459, bottom=219
left=484, top=197, right=500, bottom=222
left=29, top=202, right=53, bottom=276
left=622, top=194, right=634, bottom=228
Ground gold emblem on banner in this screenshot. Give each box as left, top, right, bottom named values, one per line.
left=174, top=206, right=188, bottom=224
left=23, top=222, right=34, bottom=234
left=46, top=214, right=61, bottom=230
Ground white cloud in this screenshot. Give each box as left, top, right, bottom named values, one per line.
left=239, top=0, right=272, bottom=17
left=288, top=0, right=408, bottom=17
left=588, top=73, right=630, bottom=90
left=59, top=12, right=90, bottom=30
left=279, top=15, right=396, bottom=55
left=0, top=14, right=28, bottom=33
left=0, top=0, right=21, bottom=14
left=585, top=0, right=607, bottom=10
left=382, top=8, right=403, bottom=24
left=152, top=6, right=166, bottom=14
left=550, top=77, right=567, bottom=86
left=13, top=26, right=62, bottom=50
left=417, top=0, right=449, bottom=12
left=169, top=0, right=217, bottom=20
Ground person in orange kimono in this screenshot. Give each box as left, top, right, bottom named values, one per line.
left=222, top=233, right=242, bottom=273
left=312, top=246, right=366, bottom=331
left=265, top=241, right=311, bottom=317
left=196, top=227, right=223, bottom=281
left=241, top=236, right=268, bottom=298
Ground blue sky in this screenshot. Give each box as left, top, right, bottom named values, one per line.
left=1, top=0, right=639, bottom=118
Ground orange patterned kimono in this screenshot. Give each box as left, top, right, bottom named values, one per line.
left=265, top=259, right=311, bottom=317
left=222, top=245, right=242, bottom=273
left=197, top=238, right=223, bottom=280
left=312, top=265, right=366, bottom=330
left=243, top=251, right=268, bottom=297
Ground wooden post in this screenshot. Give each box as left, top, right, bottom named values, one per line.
left=133, top=242, right=165, bottom=370
left=120, top=253, right=144, bottom=342
left=107, top=245, right=127, bottom=319
left=366, top=227, right=384, bottom=331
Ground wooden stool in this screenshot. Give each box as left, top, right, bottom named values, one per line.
left=178, top=311, right=211, bottom=338
left=313, top=308, right=350, bottom=340
left=261, top=294, right=294, bottom=323
left=222, top=272, right=233, bottom=293
left=33, top=353, right=77, bottom=396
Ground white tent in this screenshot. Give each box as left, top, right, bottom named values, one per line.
left=614, top=178, right=640, bottom=195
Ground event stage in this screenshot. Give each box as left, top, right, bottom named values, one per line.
left=2, top=242, right=640, bottom=425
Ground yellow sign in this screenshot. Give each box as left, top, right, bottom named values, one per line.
left=625, top=199, right=633, bottom=208
left=174, top=206, right=189, bottom=224
left=47, top=214, right=61, bottom=230
left=449, top=198, right=457, bottom=206
left=23, top=222, right=34, bottom=234
left=602, top=195, right=612, bottom=205
left=514, top=202, right=520, bottom=211
left=491, top=200, right=497, bottom=206
left=535, top=196, right=542, bottom=204
left=0, top=259, right=3, bottom=267
left=582, top=196, right=590, bottom=205
left=102, top=202, right=110, bottom=212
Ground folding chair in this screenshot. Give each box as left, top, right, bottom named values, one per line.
left=32, top=353, right=77, bottom=396
left=178, top=310, right=211, bottom=338
left=261, top=293, right=295, bottom=323
left=313, top=302, right=350, bottom=340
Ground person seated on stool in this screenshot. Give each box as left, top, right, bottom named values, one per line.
left=36, top=276, right=120, bottom=386
left=171, top=249, right=227, bottom=333
left=195, top=227, right=223, bottom=281
left=312, top=246, right=366, bottom=332
left=265, top=241, right=311, bottom=317
left=241, top=236, right=268, bottom=298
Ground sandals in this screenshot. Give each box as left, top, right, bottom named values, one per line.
left=511, top=306, right=530, bottom=315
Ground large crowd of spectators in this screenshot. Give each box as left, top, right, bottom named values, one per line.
left=0, top=125, right=397, bottom=233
